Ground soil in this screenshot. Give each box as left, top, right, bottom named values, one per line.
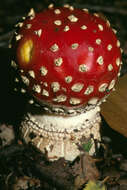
left=0, top=0, right=127, bottom=189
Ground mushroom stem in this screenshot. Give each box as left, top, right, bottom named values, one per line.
left=21, top=106, right=101, bottom=161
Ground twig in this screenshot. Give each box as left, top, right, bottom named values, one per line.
left=0, top=30, right=15, bottom=48
left=0, top=31, right=14, bottom=42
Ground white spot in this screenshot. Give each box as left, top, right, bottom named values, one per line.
left=97, top=56, right=104, bottom=65
left=54, top=57, right=63, bottom=66
left=32, top=84, right=41, bottom=93
left=117, top=40, right=120, bottom=47
left=88, top=47, right=94, bottom=52
left=82, top=8, right=89, bottom=13
left=108, top=64, right=113, bottom=71
left=69, top=6, right=74, bottom=11
left=118, top=67, right=121, bottom=77
left=96, top=39, right=101, bottom=45
left=43, top=82, right=48, bottom=87
left=81, top=25, right=87, bottom=30
left=71, top=83, right=84, bottom=92
left=53, top=95, right=67, bottom=103
left=40, top=66, right=48, bottom=76
left=107, top=44, right=112, bottom=51
left=48, top=3, right=54, bottom=9
left=98, top=24, right=103, bottom=31
left=50, top=43, right=59, bottom=52
left=69, top=97, right=81, bottom=105
left=26, top=24, right=32, bottom=29
left=65, top=76, right=72, bottom=83
left=34, top=29, right=42, bottom=37
left=93, top=13, right=99, bottom=17
left=120, top=48, right=123, bottom=54
left=29, top=99, right=34, bottom=104
left=64, top=25, right=70, bottom=32
left=11, top=60, right=17, bottom=69
left=54, top=9, right=61, bottom=14
left=28, top=70, right=35, bottom=78
left=15, top=22, right=23, bottom=27
left=42, top=89, right=49, bottom=97
left=112, top=28, right=117, bottom=34
left=84, top=85, right=94, bottom=95
left=54, top=20, right=62, bottom=26
left=71, top=43, right=79, bottom=50
left=68, top=15, right=78, bottom=22
left=118, top=72, right=121, bottom=77
left=21, top=75, right=30, bottom=86
left=79, top=64, right=88, bottom=72
left=20, top=69, right=24, bottom=73
left=116, top=58, right=121, bottom=66
left=51, top=82, right=60, bottom=92
left=106, top=20, right=110, bottom=27
left=108, top=80, right=116, bottom=90
left=15, top=78, right=19, bottom=83
left=28, top=8, right=35, bottom=18
left=21, top=88, right=26, bottom=93
left=63, top=4, right=70, bottom=8
left=8, top=44, right=12, bottom=48
left=16, top=34, right=23, bottom=41
left=98, top=83, right=108, bottom=92
left=88, top=97, right=99, bottom=105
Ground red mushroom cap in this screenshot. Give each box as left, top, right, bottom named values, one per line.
left=14, top=6, right=122, bottom=109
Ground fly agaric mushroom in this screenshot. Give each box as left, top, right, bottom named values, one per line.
left=11, top=5, right=122, bottom=161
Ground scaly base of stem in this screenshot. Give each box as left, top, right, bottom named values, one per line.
left=21, top=106, right=101, bottom=161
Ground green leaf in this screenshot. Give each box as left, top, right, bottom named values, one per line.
left=82, top=140, right=93, bottom=152
left=83, top=180, right=106, bottom=190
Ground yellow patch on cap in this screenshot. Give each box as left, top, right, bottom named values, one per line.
left=20, top=39, right=33, bottom=64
